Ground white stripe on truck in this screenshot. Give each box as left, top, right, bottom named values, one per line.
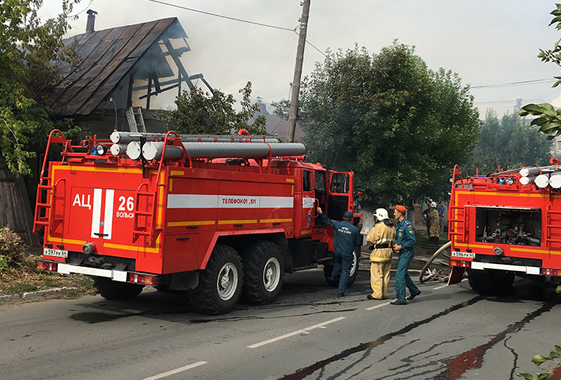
left=167, top=194, right=294, bottom=209
left=58, top=263, right=128, bottom=282
left=470, top=261, right=541, bottom=275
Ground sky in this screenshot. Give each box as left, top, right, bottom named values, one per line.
left=38, top=0, right=561, bottom=115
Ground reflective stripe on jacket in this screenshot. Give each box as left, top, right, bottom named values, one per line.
left=366, top=222, right=396, bottom=262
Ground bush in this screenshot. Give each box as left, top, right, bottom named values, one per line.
left=0, top=227, right=28, bottom=269
left=516, top=345, right=561, bottom=380
left=517, top=287, right=561, bottom=380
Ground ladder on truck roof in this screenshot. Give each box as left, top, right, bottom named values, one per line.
left=126, top=107, right=146, bottom=133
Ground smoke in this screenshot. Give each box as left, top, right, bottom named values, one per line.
left=39, top=0, right=561, bottom=111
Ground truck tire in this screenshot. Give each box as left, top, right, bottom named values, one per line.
left=195, top=245, right=243, bottom=315
left=323, top=248, right=359, bottom=287
left=241, top=241, right=284, bottom=305
left=467, top=269, right=515, bottom=293
left=93, top=277, right=144, bottom=300
left=348, top=248, right=360, bottom=286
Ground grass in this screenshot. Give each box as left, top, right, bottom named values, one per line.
left=0, top=260, right=95, bottom=297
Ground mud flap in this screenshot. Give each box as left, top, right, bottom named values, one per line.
left=448, top=266, right=465, bottom=285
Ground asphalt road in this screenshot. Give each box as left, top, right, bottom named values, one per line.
left=0, top=258, right=559, bottom=380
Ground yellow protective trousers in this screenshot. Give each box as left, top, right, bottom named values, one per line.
left=370, top=259, right=391, bottom=299
left=366, top=222, right=396, bottom=299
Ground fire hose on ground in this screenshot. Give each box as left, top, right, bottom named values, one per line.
left=418, top=241, right=452, bottom=283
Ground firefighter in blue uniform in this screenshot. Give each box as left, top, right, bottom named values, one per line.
left=391, top=205, right=421, bottom=305
left=317, top=207, right=361, bottom=297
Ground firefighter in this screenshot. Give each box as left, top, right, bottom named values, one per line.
left=316, top=207, right=362, bottom=297
left=365, top=208, right=396, bottom=300
left=391, top=205, right=421, bottom=305
left=428, top=201, right=440, bottom=244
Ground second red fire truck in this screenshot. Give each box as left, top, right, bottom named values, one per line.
left=448, top=161, right=561, bottom=292
left=33, top=130, right=363, bottom=314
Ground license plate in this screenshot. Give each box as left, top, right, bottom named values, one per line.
left=44, top=248, right=68, bottom=258
left=452, top=251, right=475, bottom=259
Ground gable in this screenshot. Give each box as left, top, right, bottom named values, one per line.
left=51, top=17, right=188, bottom=116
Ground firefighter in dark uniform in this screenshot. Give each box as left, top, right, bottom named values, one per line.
left=391, top=205, right=421, bottom=305
left=317, top=207, right=361, bottom=297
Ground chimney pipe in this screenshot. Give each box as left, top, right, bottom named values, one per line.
left=86, top=10, right=97, bottom=33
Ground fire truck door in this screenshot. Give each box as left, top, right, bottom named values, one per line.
left=314, top=170, right=327, bottom=228
left=327, top=172, right=353, bottom=220
left=301, top=170, right=315, bottom=235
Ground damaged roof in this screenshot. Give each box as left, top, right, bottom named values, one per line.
left=51, top=17, right=187, bottom=116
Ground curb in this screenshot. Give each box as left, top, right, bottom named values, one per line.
left=0, top=287, right=77, bottom=303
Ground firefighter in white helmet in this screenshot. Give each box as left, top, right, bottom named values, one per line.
left=365, top=208, right=396, bottom=300
left=428, top=201, right=440, bottom=244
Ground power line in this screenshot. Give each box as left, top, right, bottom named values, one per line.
left=145, top=0, right=327, bottom=57
left=471, top=78, right=554, bottom=89
left=146, top=0, right=294, bottom=32
left=71, top=0, right=93, bottom=17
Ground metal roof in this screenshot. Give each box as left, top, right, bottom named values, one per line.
left=51, top=17, right=186, bottom=116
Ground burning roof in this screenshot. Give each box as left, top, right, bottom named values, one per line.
left=51, top=17, right=190, bottom=116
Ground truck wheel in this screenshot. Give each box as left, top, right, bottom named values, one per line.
left=195, top=245, right=243, bottom=315
left=323, top=248, right=359, bottom=287
left=467, top=269, right=515, bottom=293
left=241, top=241, right=284, bottom=305
left=93, top=277, right=144, bottom=300
left=347, top=248, right=360, bottom=286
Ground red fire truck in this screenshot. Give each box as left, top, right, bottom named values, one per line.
left=447, top=161, right=561, bottom=291
left=33, top=130, right=363, bottom=314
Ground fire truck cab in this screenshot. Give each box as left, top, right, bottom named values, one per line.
left=448, top=162, right=561, bottom=292
left=34, top=130, right=363, bottom=314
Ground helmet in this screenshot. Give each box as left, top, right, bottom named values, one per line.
left=375, top=208, right=389, bottom=220
left=343, top=211, right=353, bottom=219
left=431, top=201, right=437, bottom=208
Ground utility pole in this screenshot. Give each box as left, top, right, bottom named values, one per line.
left=286, top=0, right=310, bottom=143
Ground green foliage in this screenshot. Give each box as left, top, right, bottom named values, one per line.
left=286, top=42, right=480, bottom=205
left=271, top=99, right=291, bottom=120
left=537, top=4, right=561, bottom=87
left=464, top=110, right=552, bottom=174
left=516, top=345, right=561, bottom=380
left=519, top=103, right=561, bottom=140
left=0, top=0, right=80, bottom=176
left=166, top=82, right=267, bottom=135
left=0, top=227, right=28, bottom=269
left=0, top=255, right=8, bottom=271
left=518, top=4, right=561, bottom=138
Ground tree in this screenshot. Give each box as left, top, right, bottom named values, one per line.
left=464, top=110, right=552, bottom=174
left=518, top=4, right=561, bottom=137
left=166, top=82, right=267, bottom=135
left=283, top=43, right=480, bottom=205
left=0, top=0, right=79, bottom=177
left=0, top=0, right=79, bottom=244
